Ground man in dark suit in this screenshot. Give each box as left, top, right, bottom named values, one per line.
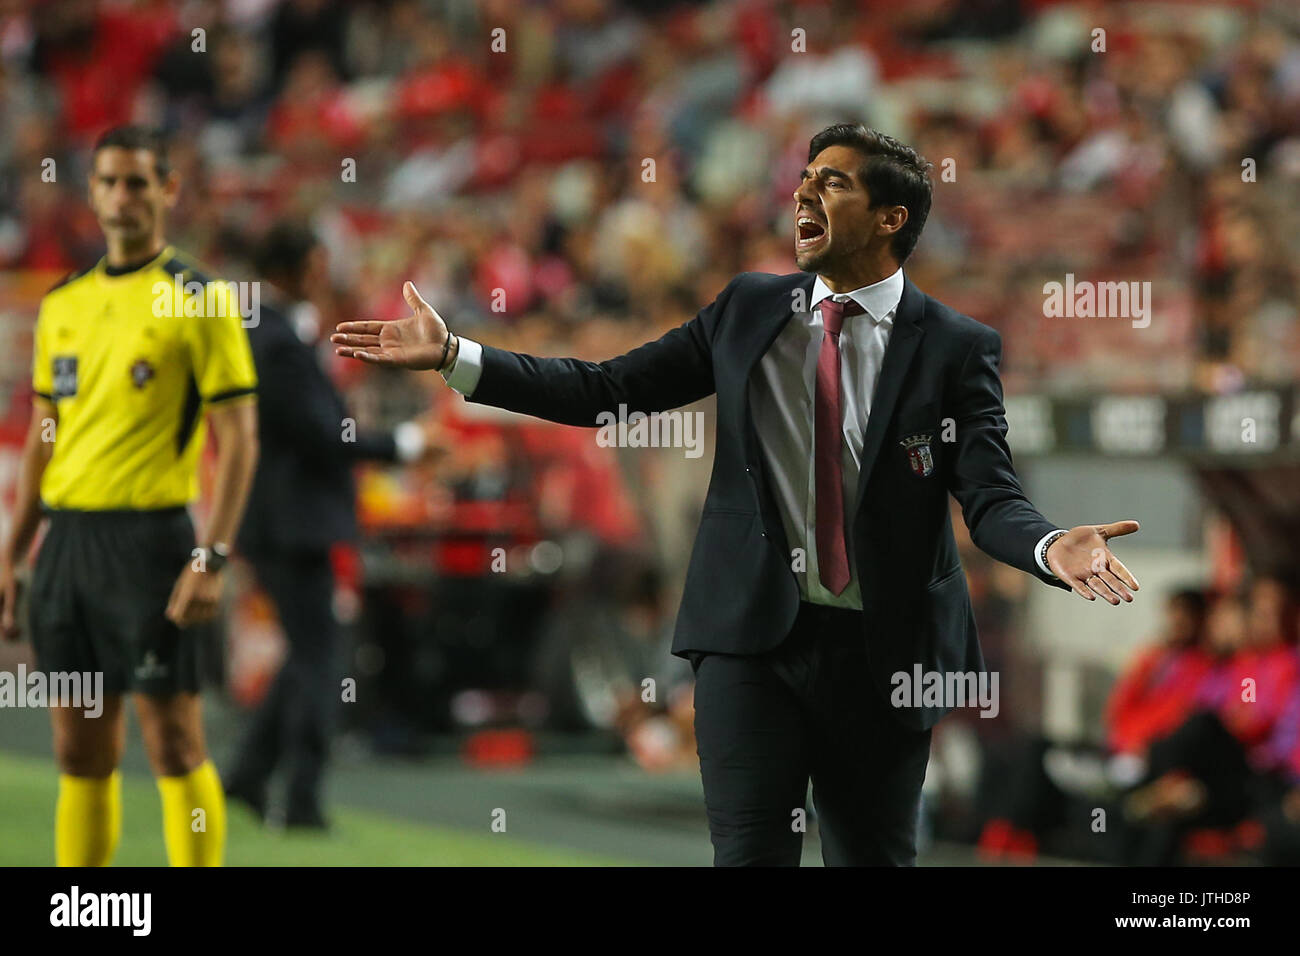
left=331, top=124, right=1142, bottom=865
left=225, top=223, right=439, bottom=828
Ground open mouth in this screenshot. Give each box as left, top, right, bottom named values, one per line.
left=796, top=215, right=827, bottom=250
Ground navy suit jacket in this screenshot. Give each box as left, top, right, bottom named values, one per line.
left=462, top=272, right=1068, bottom=729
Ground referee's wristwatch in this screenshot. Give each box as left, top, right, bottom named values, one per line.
left=196, top=541, right=231, bottom=574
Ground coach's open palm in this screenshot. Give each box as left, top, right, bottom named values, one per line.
left=1045, top=520, right=1141, bottom=605
left=332, top=282, right=450, bottom=370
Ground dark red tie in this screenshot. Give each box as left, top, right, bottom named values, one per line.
left=815, top=296, right=865, bottom=595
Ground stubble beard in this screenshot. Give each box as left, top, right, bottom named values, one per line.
left=795, top=243, right=836, bottom=275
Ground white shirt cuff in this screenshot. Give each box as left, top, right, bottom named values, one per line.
left=441, top=336, right=483, bottom=395
left=1034, top=529, right=1069, bottom=577
left=393, top=421, right=425, bottom=463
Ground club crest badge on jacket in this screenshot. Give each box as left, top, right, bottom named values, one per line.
left=899, top=433, right=935, bottom=477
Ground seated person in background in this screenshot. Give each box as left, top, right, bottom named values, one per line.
left=1206, top=576, right=1299, bottom=763
left=1105, top=588, right=1214, bottom=767
left=975, top=587, right=1211, bottom=861
left=1253, top=683, right=1300, bottom=864
left=1122, top=577, right=1300, bottom=864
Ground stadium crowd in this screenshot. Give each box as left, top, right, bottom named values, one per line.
left=4, top=0, right=1300, bottom=398
left=2, top=0, right=1299, bottom=862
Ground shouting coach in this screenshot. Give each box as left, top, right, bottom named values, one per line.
left=331, top=123, right=1142, bottom=866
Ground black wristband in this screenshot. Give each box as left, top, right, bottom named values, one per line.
left=1038, top=530, right=1068, bottom=576
left=437, top=332, right=456, bottom=372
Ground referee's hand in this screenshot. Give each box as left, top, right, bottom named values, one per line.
left=165, top=566, right=222, bottom=628
left=0, top=561, right=19, bottom=641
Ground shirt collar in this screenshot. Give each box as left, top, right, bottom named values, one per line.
left=100, top=244, right=173, bottom=278
left=810, top=267, right=903, bottom=324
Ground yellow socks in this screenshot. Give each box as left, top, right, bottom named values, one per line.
left=55, top=771, right=122, bottom=866
left=156, top=759, right=226, bottom=867
left=56, top=762, right=227, bottom=866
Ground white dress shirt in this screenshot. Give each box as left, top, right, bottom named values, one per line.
left=749, top=268, right=902, bottom=608
left=440, top=270, right=1061, bottom=606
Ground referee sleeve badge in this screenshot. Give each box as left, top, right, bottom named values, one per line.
left=130, top=358, right=156, bottom=389
left=53, top=355, right=78, bottom=399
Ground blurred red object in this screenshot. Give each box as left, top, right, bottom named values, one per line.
left=1183, top=818, right=1266, bottom=861
left=462, top=729, right=534, bottom=767
left=975, top=818, right=1039, bottom=862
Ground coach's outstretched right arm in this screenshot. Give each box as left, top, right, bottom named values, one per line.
left=332, top=280, right=736, bottom=424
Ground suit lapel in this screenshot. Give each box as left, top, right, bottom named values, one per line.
left=741, top=274, right=813, bottom=385
left=735, top=275, right=812, bottom=557
left=738, top=274, right=812, bottom=465
left=851, top=278, right=926, bottom=524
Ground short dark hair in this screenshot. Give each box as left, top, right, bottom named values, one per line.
left=807, top=124, right=932, bottom=262
left=254, top=221, right=319, bottom=282
left=92, top=125, right=171, bottom=179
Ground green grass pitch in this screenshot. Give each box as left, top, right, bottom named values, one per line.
left=0, top=751, right=629, bottom=866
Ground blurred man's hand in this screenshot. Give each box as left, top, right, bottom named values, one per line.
left=414, top=412, right=450, bottom=464
left=392, top=410, right=451, bottom=466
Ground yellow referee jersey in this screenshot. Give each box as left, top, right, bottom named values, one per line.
left=32, top=245, right=257, bottom=510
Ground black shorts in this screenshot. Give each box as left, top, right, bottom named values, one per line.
left=28, top=507, right=201, bottom=696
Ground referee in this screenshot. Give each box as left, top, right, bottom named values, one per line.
left=0, top=126, right=259, bottom=867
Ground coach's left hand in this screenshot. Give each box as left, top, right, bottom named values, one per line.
left=166, top=566, right=223, bottom=628
left=1046, top=520, right=1141, bottom=605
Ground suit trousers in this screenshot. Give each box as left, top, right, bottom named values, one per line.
left=226, top=549, right=339, bottom=818
left=691, top=600, right=933, bottom=866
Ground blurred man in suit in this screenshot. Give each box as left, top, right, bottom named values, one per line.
left=224, top=222, right=440, bottom=828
